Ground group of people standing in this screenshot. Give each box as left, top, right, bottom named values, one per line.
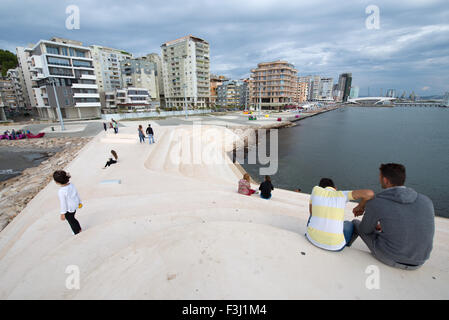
left=238, top=163, right=435, bottom=270
left=103, top=119, right=118, bottom=134
left=138, top=124, right=155, bottom=144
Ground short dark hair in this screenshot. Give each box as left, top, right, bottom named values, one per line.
left=319, top=178, right=335, bottom=188
left=53, top=170, right=70, bottom=185
left=265, top=175, right=271, bottom=182
left=379, top=163, right=406, bottom=186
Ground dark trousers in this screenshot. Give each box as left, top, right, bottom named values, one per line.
left=65, top=211, right=82, bottom=234
left=105, top=158, right=117, bottom=167
left=349, top=220, right=420, bottom=270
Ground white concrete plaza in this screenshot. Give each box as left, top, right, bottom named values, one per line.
left=0, top=121, right=448, bottom=299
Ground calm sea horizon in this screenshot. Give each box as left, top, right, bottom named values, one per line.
left=241, top=106, right=449, bottom=218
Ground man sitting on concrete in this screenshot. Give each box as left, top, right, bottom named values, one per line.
left=306, top=178, right=375, bottom=252
left=348, top=163, right=435, bottom=270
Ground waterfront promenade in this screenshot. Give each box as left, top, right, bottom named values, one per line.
left=0, top=119, right=448, bottom=299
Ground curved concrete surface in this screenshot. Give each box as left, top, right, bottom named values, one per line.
left=0, top=122, right=448, bottom=299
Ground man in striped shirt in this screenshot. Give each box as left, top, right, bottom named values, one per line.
left=306, top=178, right=374, bottom=251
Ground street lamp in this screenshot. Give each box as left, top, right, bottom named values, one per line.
left=49, top=77, right=65, bottom=131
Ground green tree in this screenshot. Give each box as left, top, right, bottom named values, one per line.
left=0, top=49, right=18, bottom=77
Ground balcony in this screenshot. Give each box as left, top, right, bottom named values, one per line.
left=75, top=102, right=101, bottom=108
left=71, top=83, right=98, bottom=90
left=73, top=93, right=100, bottom=99
left=31, top=73, right=45, bottom=80
left=80, top=74, right=96, bottom=80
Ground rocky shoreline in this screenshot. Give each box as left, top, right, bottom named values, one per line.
left=0, top=137, right=92, bottom=231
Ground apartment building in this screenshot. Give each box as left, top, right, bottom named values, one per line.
left=16, top=46, right=35, bottom=110
left=120, top=58, right=159, bottom=103
left=6, top=68, right=25, bottom=109
left=308, top=75, right=321, bottom=101
left=250, top=60, right=298, bottom=109
left=0, top=78, right=19, bottom=120
left=102, top=87, right=155, bottom=113
left=90, top=45, right=132, bottom=92
left=210, top=74, right=228, bottom=106
left=143, top=53, right=164, bottom=105
left=161, top=35, right=211, bottom=109
left=319, top=77, right=334, bottom=101
left=25, top=37, right=101, bottom=120
left=216, top=79, right=248, bottom=108
left=350, top=86, right=360, bottom=99
left=0, top=78, right=19, bottom=108
left=297, top=79, right=309, bottom=103
left=338, top=73, right=352, bottom=102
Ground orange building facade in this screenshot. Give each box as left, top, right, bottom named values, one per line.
left=249, top=60, right=298, bottom=109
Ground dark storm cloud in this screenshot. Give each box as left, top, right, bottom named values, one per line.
left=1, top=0, right=448, bottom=95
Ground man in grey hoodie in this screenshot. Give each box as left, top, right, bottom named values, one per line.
left=347, top=163, right=435, bottom=270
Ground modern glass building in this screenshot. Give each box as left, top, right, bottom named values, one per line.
left=24, top=37, right=101, bottom=120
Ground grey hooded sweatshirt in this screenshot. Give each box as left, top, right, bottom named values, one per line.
left=359, top=186, right=435, bottom=266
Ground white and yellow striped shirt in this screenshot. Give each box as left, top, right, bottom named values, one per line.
left=306, top=186, right=353, bottom=251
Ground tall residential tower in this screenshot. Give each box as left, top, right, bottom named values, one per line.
left=161, top=35, right=210, bottom=109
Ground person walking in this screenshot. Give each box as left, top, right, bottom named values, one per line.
left=138, top=125, right=145, bottom=143
left=112, top=119, right=118, bottom=134
left=259, top=175, right=274, bottom=199
left=53, top=170, right=83, bottom=235
left=146, top=124, right=155, bottom=144
left=103, top=122, right=107, bottom=132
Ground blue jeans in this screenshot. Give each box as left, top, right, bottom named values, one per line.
left=260, top=194, right=271, bottom=200
left=148, top=134, right=155, bottom=144
left=342, top=221, right=354, bottom=246
left=139, top=134, right=145, bottom=143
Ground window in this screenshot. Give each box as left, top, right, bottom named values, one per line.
left=61, top=47, right=68, bottom=56
left=47, top=56, right=70, bottom=66
left=72, top=60, right=92, bottom=68
left=75, top=50, right=85, bottom=57
left=49, top=67, right=73, bottom=77
left=47, top=46, right=59, bottom=55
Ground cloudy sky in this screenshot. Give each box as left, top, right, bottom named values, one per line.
left=1, top=0, right=448, bottom=96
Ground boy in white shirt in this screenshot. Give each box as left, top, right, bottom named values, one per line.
left=53, top=170, right=83, bottom=235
